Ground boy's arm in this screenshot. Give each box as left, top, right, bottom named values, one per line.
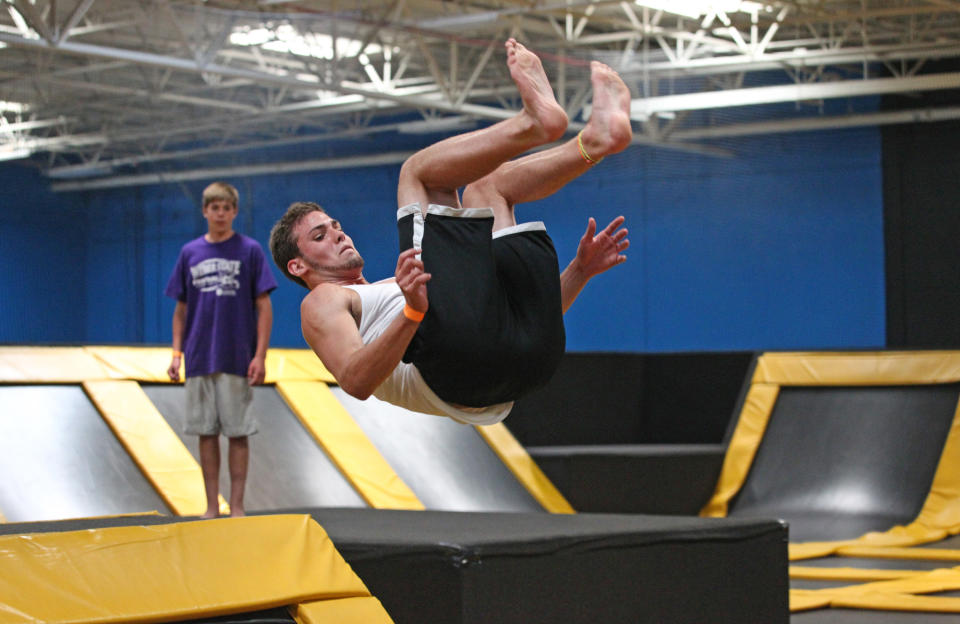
left=560, top=216, right=629, bottom=313
left=168, top=301, right=187, bottom=381
left=247, top=293, right=273, bottom=386
left=303, top=248, right=430, bottom=400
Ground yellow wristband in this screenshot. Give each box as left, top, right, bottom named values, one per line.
left=172, top=350, right=183, bottom=358
left=403, top=304, right=425, bottom=322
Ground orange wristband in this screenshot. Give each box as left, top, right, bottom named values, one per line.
left=403, top=304, right=425, bottom=322
left=172, top=350, right=183, bottom=358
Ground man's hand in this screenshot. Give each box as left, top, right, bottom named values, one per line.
left=247, top=354, right=266, bottom=386
left=559, top=216, right=630, bottom=313
left=167, top=356, right=181, bottom=382
left=573, top=216, right=629, bottom=279
left=395, top=247, right=431, bottom=314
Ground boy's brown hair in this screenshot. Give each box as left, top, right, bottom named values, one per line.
left=202, top=181, right=239, bottom=208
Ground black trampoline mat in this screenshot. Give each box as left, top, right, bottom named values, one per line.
left=142, top=384, right=366, bottom=511
left=0, top=385, right=171, bottom=522
left=331, top=388, right=542, bottom=512
left=730, top=384, right=959, bottom=542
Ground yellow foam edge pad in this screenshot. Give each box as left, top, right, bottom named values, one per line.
left=264, top=348, right=337, bottom=383
left=0, top=346, right=107, bottom=382
left=790, top=590, right=833, bottom=612
left=752, top=350, right=960, bottom=386
left=0, top=514, right=372, bottom=624
left=276, top=380, right=423, bottom=510
left=700, top=382, right=779, bottom=517
left=832, top=593, right=960, bottom=613
left=291, top=597, right=394, bottom=624
left=475, top=423, right=574, bottom=514
left=0, top=346, right=335, bottom=383
left=789, top=566, right=928, bottom=582
left=837, top=546, right=960, bottom=562
left=789, top=567, right=960, bottom=613
left=83, top=379, right=228, bottom=517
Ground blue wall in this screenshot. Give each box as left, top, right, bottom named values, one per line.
left=0, top=167, right=87, bottom=343
left=0, top=126, right=885, bottom=351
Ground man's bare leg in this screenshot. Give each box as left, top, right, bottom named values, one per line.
left=227, top=436, right=249, bottom=517
left=198, top=434, right=221, bottom=518
left=397, top=38, right=568, bottom=210
left=462, top=60, right=633, bottom=231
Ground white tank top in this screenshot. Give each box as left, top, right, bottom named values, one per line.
left=343, top=281, right=511, bottom=425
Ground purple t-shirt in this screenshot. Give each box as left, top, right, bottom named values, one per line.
left=165, top=233, right=277, bottom=378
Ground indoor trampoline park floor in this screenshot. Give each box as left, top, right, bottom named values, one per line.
left=5, top=347, right=960, bottom=622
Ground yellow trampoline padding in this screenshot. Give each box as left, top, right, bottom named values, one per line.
left=85, top=346, right=181, bottom=382
left=790, top=566, right=927, bottom=582
left=789, top=590, right=833, bottom=612
left=787, top=562, right=960, bottom=613
left=476, top=423, right=574, bottom=514
left=265, top=349, right=336, bottom=383
left=700, top=383, right=779, bottom=517
left=832, top=593, right=960, bottom=613
left=276, top=380, right=423, bottom=510
left=752, top=351, right=960, bottom=386
left=291, top=597, right=394, bottom=624
left=0, top=346, right=336, bottom=383
left=83, top=380, right=228, bottom=517
left=789, top=524, right=950, bottom=561
left=0, top=346, right=106, bottom=382
left=0, top=515, right=370, bottom=624
left=837, top=546, right=960, bottom=562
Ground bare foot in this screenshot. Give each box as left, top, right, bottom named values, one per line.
left=201, top=508, right=219, bottom=519
left=505, top=38, right=568, bottom=142
left=230, top=508, right=246, bottom=518
left=580, top=61, right=633, bottom=159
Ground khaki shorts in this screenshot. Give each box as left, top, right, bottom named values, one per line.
left=184, top=373, right=257, bottom=437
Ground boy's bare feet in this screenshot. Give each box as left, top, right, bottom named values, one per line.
left=505, top=38, right=568, bottom=143
left=580, top=61, right=633, bottom=159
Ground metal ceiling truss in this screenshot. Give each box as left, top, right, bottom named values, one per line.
left=1, top=0, right=960, bottom=190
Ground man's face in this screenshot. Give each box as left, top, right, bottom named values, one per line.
left=203, top=199, right=238, bottom=232
left=292, top=210, right=364, bottom=278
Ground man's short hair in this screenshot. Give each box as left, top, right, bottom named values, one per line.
left=269, top=201, right=326, bottom=289
left=202, top=182, right=239, bottom=208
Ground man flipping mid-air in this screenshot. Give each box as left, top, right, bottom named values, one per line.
left=270, top=39, right=633, bottom=425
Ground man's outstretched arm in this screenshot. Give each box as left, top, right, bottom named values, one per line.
left=302, top=248, right=430, bottom=400
left=560, top=216, right=629, bottom=313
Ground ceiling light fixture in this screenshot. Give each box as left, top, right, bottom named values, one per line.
left=634, top=0, right=765, bottom=19
left=0, top=146, right=31, bottom=162
left=0, top=100, right=30, bottom=114
left=229, top=25, right=389, bottom=61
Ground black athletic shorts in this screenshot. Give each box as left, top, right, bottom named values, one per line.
left=397, top=203, right=565, bottom=407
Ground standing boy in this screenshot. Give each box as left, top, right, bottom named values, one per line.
left=166, top=181, right=277, bottom=518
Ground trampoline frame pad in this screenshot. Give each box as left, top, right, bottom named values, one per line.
left=700, top=351, right=960, bottom=614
